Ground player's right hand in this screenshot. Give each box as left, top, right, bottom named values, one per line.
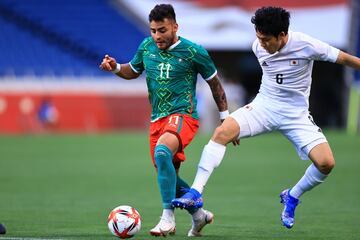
left=99, top=54, right=117, bottom=72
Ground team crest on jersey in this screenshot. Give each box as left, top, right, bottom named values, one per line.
left=289, top=59, right=299, bottom=66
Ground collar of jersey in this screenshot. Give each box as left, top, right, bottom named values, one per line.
left=167, top=37, right=182, bottom=51
left=277, top=30, right=292, bottom=54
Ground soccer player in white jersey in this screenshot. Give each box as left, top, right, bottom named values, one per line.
left=172, top=6, right=360, bottom=229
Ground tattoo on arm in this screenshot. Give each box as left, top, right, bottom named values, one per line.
left=206, top=75, right=228, bottom=112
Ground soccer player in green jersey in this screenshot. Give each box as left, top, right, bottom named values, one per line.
left=100, top=4, right=234, bottom=237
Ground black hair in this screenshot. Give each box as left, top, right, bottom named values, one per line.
left=251, top=6, right=290, bottom=37
left=148, top=4, right=176, bottom=22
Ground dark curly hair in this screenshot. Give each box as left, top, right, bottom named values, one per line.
left=149, top=4, right=176, bottom=22
left=251, top=7, right=290, bottom=37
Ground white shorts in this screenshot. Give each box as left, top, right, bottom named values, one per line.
left=230, top=96, right=327, bottom=160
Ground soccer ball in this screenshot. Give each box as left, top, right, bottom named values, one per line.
left=107, top=205, right=141, bottom=239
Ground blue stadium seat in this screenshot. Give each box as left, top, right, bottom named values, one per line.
left=0, top=0, right=146, bottom=77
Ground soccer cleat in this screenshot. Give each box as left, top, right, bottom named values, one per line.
left=171, top=188, right=203, bottom=210
left=149, top=217, right=176, bottom=236
left=280, top=189, right=300, bottom=229
left=188, top=209, right=214, bottom=237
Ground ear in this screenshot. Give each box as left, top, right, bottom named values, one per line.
left=173, top=22, right=178, bottom=32
left=278, top=31, right=286, bottom=38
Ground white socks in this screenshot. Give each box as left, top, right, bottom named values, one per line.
left=191, top=208, right=205, bottom=220
left=162, top=209, right=175, bottom=221
left=191, top=140, right=226, bottom=194
left=290, top=163, right=328, bottom=199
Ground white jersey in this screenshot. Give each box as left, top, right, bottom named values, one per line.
left=252, top=31, right=340, bottom=117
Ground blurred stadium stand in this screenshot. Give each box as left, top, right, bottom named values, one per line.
left=0, top=0, right=150, bottom=133
left=0, top=0, right=145, bottom=77
left=0, top=0, right=357, bottom=133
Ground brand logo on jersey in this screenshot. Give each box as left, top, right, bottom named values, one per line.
left=261, top=61, right=268, bottom=66
left=289, top=59, right=299, bottom=66
left=149, top=54, right=157, bottom=58
left=244, top=105, right=253, bottom=111
left=178, top=58, right=183, bottom=62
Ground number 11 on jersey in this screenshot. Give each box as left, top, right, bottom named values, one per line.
left=159, top=63, right=171, bottom=79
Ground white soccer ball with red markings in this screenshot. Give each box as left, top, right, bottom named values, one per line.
left=107, top=205, right=141, bottom=238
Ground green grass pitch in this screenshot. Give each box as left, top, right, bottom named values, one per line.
left=0, top=131, right=359, bottom=239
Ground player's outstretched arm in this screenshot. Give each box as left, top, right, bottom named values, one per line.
left=336, top=51, right=360, bottom=70
left=99, top=54, right=140, bottom=80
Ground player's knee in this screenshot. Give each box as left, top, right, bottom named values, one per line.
left=317, top=155, right=335, bottom=174
left=325, top=156, right=335, bottom=173
left=154, top=145, right=172, bottom=168
left=212, top=125, right=236, bottom=145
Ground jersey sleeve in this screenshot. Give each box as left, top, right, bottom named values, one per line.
left=252, top=39, right=259, bottom=57
left=129, top=38, right=147, bottom=74
left=193, top=46, right=217, bottom=81
left=303, top=34, right=340, bottom=63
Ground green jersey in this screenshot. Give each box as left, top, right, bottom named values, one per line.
left=130, top=36, right=217, bottom=121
